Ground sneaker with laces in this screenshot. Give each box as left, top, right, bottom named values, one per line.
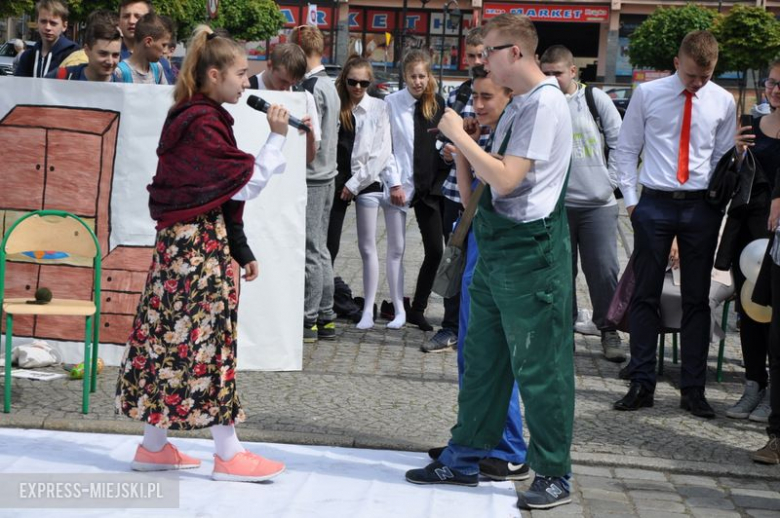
left=478, top=457, right=530, bottom=481
left=749, top=386, right=771, bottom=423
left=517, top=475, right=572, bottom=510
left=131, top=443, right=201, bottom=471
left=317, top=320, right=336, bottom=341
left=422, top=329, right=457, bottom=353
left=303, top=324, right=318, bottom=343
left=601, top=331, right=626, bottom=363
left=726, top=380, right=764, bottom=419
left=212, top=451, right=286, bottom=482
left=751, top=435, right=780, bottom=464
left=405, top=461, right=478, bottom=487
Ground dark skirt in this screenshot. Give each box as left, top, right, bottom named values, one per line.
left=115, top=209, right=245, bottom=430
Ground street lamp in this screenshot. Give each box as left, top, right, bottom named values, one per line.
left=438, top=0, right=461, bottom=95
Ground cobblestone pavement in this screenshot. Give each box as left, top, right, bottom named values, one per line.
left=2, top=205, right=779, bottom=516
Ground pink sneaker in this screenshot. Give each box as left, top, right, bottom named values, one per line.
left=131, top=443, right=202, bottom=471
left=212, top=451, right=285, bottom=482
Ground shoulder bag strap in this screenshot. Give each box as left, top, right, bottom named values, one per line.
left=449, top=126, right=513, bottom=248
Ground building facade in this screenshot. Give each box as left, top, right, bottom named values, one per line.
left=267, top=0, right=779, bottom=82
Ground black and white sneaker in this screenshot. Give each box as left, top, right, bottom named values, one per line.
left=517, top=475, right=571, bottom=510
left=478, top=457, right=530, bottom=481
left=405, top=461, right=478, bottom=487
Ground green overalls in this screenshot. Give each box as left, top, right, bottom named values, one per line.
left=450, top=157, right=575, bottom=477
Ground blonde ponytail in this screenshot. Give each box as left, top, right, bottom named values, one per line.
left=173, top=25, right=245, bottom=105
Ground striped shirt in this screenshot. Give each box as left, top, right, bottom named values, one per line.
left=441, top=81, right=476, bottom=203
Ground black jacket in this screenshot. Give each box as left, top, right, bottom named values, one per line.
left=15, top=36, right=80, bottom=78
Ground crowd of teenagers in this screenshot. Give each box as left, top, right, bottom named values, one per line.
left=9, top=0, right=780, bottom=512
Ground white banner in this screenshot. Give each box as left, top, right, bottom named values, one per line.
left=0, top=77, right=307, bottom=371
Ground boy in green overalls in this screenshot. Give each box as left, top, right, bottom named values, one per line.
left=404, top=14, right=575, bottom=511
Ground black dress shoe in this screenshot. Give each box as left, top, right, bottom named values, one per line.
left=614, top=382, right=654, bottom=411
left=407, top=309, right=433, bottom=331
left=680, top=388, right=715, bottom=418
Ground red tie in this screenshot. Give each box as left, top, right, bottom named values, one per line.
left=677, top=90, right=693, bottom=184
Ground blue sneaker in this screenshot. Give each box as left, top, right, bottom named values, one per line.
left=517, top=475, right=571, bottom=510
left=405, top=461, right=478, bottom=487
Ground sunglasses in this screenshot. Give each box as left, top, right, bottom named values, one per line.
left=763, top=78, right=780, bottom=90
left=347, top=78, right=371, bottom=88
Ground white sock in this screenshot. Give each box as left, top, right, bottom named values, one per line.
left=383, top=205, right=406, bottom=329
left=356, top=201, right=380, bottom=330
left=211, top=424, right=245, bottom=461
left=141, top=423, right=168, bottom=453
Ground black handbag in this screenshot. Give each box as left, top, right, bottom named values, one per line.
left=706, top=147, right=758, bottom=214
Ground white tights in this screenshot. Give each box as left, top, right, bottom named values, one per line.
left=383, top=203, right=407, bottom=329
left=356, top=196, right=380, bottom=329
left=141, top=423, right=244, bottom=461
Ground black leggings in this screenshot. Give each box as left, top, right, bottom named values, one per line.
left=412, top=196, right=444, bottom=312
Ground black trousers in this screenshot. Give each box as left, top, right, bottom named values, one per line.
left=441, top=196, right=463, bottom=331
left=412, top=195, right=444, bottom=312
left=768, top=261, right=780, bottom=436
left=730, top=191, right=772, bottom=387
left=628, top=194, right=722, bottom=391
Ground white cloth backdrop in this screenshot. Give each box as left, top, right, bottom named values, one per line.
left=0, top=77, right=306, bottom=370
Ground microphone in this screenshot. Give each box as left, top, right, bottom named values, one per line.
left=437, top=81, right=473, bottom=144
left=246, top=94, right=310, bottom=133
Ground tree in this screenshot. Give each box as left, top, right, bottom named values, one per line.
left=713, top=5, right=780, bottom=113
left=628, top=4, right=719, bottom=71
left=213, top=0, right=285, bottom=42
left=51, top=0, right=284, bottom=42
left=0, top=0, right=34, bottom=19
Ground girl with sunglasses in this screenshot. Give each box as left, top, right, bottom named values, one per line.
left=330, top=56, right=392, bottom=329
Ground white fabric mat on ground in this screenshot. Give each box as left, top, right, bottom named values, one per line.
left=0, top=429, right=520, bottom=518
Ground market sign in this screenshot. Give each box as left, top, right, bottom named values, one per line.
left=280, top=5, right=334, bottom=28
left=482, top=3, right=609, bottom=23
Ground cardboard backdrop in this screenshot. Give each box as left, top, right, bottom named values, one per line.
left=0, top=77, right=307, bottom=371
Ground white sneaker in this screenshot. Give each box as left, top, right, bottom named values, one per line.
left=726, top=380, right=764, bottom=419
left=574, top=309, right=600, bottom=336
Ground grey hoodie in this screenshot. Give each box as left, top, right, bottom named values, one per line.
left=564, top=83, right=622, bottom=208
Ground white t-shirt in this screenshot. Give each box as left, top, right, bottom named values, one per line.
left=491, top=77, right=572, bottom=223
left=252, top=71, right=321, bottom=142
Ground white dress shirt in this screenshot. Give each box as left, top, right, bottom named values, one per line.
left=615, top=72, right=736, bottom=207
left=345, top=94, right=392, bottom=195
left=232, top=133, right=287, bottom=201
left=382, top=88, right=417, bottom=206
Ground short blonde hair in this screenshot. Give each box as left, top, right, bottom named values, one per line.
left=483, top=14, right=538, bottom=55
left=679, top=30, right=719, bottom=68
left=291, top=25, right=324, bottom=58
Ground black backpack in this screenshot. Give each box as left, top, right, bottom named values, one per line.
left=584, top=84, right=625, bottom=198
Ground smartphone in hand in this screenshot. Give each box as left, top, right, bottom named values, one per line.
left=740, top=113, right=753, bottom=129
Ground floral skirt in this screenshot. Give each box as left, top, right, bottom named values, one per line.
left=115, top=210, right=246, bottom=430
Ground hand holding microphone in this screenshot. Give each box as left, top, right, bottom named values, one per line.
left=266, top=104, right=289, bottom=137
left=247, top=94, right=311, bottom=134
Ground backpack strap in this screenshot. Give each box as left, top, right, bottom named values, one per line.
left=249, top=75, right=259, bottom=90
left=117, top=61, right=133, bottom=83
left=584, top=84, right=603, bottom=134
left=301, top=76, right=318, bottom=94
left=151, top=62, right=162, bottom=84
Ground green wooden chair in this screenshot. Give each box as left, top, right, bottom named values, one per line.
left=1, top=210, right=102, bottom=414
